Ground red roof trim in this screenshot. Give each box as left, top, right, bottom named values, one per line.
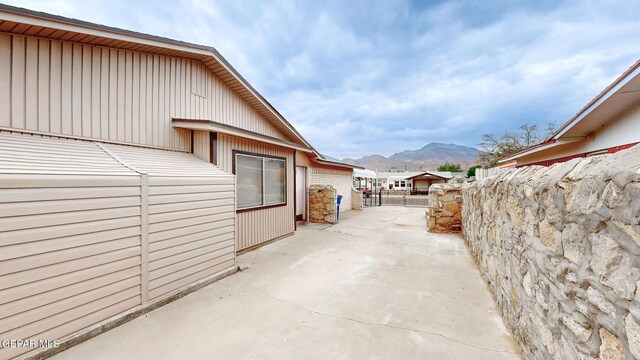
left=548, top=59, right=640, bottom=141
left=498, top=139, right=556, bottom=162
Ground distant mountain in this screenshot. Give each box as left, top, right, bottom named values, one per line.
left=343, top=143, right=480, bottom=171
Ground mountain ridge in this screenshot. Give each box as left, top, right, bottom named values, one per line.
left=343, top=143, right=480, bottom=171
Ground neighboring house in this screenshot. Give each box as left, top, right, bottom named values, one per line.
left=406, top=171, right=454, bottom=194
left=376, top=171, right=426, bottom=190
left=0, top=5, right=345, bottom=358
left=501, top=59, right=640, bottom=167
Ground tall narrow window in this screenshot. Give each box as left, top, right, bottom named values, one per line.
left=235, top=153, right=286, bottom=210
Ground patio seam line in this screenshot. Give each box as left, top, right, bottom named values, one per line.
left=324, top=229, right=364, bottom=238
left=235, top=277, right=517, bottom=355
left=252, top=249, right=472, bottom=277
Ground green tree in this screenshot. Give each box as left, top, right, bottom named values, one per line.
left=437, top=162, right=462, bottom=172
left=467, top=165, right=481, bottom=177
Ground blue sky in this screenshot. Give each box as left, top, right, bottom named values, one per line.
left=9, top=0, right=640, bottom=158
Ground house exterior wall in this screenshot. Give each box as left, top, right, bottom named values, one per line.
left=309, top=166, right=353, bottom=212
left=103, top=142, right=236, bottom=300
left=0, top=33, right=287, bottom=150
left=216, top=133, right=295, bottom=251
left=414, top=178, right=445, bottom=191
left=517, top=104, right=640, bottom=166
left=295, top=151, right=312, bottom=167
left=0, top=17, right=308, bottom=358
left=192, top=130, right=210, bottom=161
left=0, top=30, right=302, bottom=250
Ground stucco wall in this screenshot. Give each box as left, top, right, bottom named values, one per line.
left=462, top=145, right=640, bottom=359
left=309, top=167, right=352, bottom=211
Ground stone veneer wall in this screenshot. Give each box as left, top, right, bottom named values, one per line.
left=462, top=145, right=640, bottom=360
left=427, top=182, right=463, bottom=233
left=309, top=185, right=337, bottom=224
left=352, top=188, right=363, bottom=210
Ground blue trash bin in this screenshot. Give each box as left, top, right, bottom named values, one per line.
left=336, top=195, right=343, bottom=222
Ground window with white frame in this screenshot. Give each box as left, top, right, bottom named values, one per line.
left=235, top=153, right=286, bottom=210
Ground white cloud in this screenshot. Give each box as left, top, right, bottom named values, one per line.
left=4, top=0, right=639, bottom=158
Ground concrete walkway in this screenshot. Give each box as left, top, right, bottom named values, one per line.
left=53, top=207, right=519, bottom=359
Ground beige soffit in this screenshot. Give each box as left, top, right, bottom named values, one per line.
left=313, top=158, right=363, bottom=170
left=172, top=119, right=314, bottom=153
left=0, top=3, right=316, bottom=152
left=499, top=138, right=583, bottom=163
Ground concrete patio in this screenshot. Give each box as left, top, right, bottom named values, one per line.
left=53, top=206, right=518, bottom=359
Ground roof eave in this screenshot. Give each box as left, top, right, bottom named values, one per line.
left=0, top=3, right=316, bottom=151
left=313, top=157, right=364, bottom=170
left=172, top=119, right=314, bottom=153
left=550, top=59, right=640, bottom=140
left=499, top=138, right=583, bottom=163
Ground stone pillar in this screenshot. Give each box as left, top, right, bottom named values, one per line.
left=308, top=185, right=337, bottom=224
left=351, top=187, right=363, bottom=210
left=427, top=182, right=462, bottom=233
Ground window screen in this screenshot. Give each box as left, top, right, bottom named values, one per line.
left=264, top=158, right=285, bottom=205
left=236, top=155, right=264, bottom=209
left=236, top=154, right=286, bottom=209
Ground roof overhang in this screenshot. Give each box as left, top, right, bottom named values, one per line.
left=500, top=59, right=640, bottom=164
left=353, top=168, right=377, bottom=178
left=407, top=171, right=449, bottom=180
left=0, top=4, right=315, bottom=151
left=553, top=60, right=640, bottom=140
left=499, top=138, right=583, bottom=163
left=312, top=158, right=364, bottom=170
left=172, top=119, right=314, bottom=153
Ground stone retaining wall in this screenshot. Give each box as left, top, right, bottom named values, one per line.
left=427, top=182, right=462, bottom=232
left=462, top=146, right=640, bottom=359
left=309, top=185, right=337, bottom=224
left=352, top=188, right=363, bottom=210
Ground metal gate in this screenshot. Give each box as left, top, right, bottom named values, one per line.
left=362, top=189, right=429, bottom=207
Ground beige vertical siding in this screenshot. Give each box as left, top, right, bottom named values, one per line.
left=193, top=130, right=210, bottom=161
left=217, top=134, right=295, bottom=250
left=0, top=33, right=288, bottom=151
left=295, top=151, right=312, bottom=167
left=0, top=132, right=235, bottom=359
